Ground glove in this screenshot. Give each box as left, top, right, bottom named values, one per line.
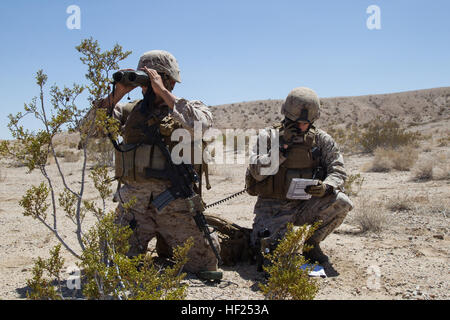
left=283, top=122, right=300, bottom=143
left=279, top=144, right=289, bottom=157
left=305, top=180, right=331, bottom=198
left=280, top=122, right=299, bottom=157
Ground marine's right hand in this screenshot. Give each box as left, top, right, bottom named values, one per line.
left=283, top=122, right=299, bottom=143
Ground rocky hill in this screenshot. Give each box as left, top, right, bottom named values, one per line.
left=210, top=87, right=450, bottom=130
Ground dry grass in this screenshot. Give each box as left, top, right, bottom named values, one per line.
left=414, top=200, right=449, bottom=217
left=412, top=157, right=434, bottom=181
left=368, top=145, right=419, bottom=172
left=432, top=153, right=450, bottom=180
left=386, top=192, right=448, bottom=217
left=86, top=138, right=114, bottom=167
left=62, top=150, right=82, bottom=163
left=343, top=173, right=365, bottom=196
left=411, top=152, right=449, bottom=181
left=436, top=134, right=450, bottom=147
left=0, top=167, right=6, bottom=182
left=52, top=132, right=80, bottom=150
left=350, top=197, right=388, bottom=234
left=385, top=194, right=415, bottom=212
left=403, top=193, right=449, bottom=217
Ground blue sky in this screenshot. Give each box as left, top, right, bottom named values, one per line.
left=0, top=0, right=449, bottom=139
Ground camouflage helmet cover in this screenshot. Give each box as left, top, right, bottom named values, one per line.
left=137, top=50, right=181, bottom=83
left=281, top=87, right=321, bottom=123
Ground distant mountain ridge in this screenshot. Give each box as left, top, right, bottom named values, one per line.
left=210, top=87, right=450, bottom=129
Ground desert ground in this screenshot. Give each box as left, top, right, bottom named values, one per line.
left=0, top=87, right=448, bottom=300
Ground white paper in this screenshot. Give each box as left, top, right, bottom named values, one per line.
left=286, top=178, right=319, bottom=200
left=300, top=264, right=327, bottom=278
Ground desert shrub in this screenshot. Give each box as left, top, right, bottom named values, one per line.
left=432, top=153, right=450, bottom=180
left=368, top=146, right=419, bottom=172
left=412, top=153, right=449, bottom=181
left=351, top=197, right=387, bottom=233
left=52, top=133, right=80, bottom=150
left=3, top=38, right=192, bottom=300
left=343, top=173, right=365, bottom=196
left=86, top=137, right=115, bottom=167
left=436, top=136, right=450, bottom=147
left=422, top=145, right=432, bottom=153
left=326, top=124, right=361, bottom=154
left=80, top=212, right=192, bottom=300
left=26, top=244, right=65, bottom=300
left=414, top=199, right=449, bottom=217
left=369, top=149, right=395, bottom=172
left=411, top=157, right=434, bottom=181
left=259, top=223, right=320, bottom=300
left=63, top=150, right=81, bottom=163
left=386, top=194, right=414, bottom=212
left=26, top=212, right=192, bottom=300
left=358, top=118, right=421, bottom=153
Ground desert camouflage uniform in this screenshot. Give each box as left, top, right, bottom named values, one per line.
left=248, top=127, right=354, bottom=247
left=111, top=98, right=219, bottom=273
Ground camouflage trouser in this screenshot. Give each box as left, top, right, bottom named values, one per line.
left=114, top=180, right=219, bottom=273
left=250, top=191, right=354, bottom=247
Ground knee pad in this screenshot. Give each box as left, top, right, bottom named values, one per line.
left=336, top=192, right=354, bottom=212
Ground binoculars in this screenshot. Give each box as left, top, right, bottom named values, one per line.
left=112, top=70, right=150, bottom=87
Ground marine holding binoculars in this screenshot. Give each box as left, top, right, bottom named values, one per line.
left=246, top=87, right=354, bottom=269
left=94, top=50, right=221, bottom=277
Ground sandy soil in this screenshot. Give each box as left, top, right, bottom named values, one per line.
left=0, top=91, right=449, bottom=300
left=1, top=142, right=448, bottom=300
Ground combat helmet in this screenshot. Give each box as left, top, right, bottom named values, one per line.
left=137, top=50, right=181, bottom=83
left=281, top=87, right=321, bottom=123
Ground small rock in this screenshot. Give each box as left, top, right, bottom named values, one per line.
left=433, top=234, right=444, bottom=240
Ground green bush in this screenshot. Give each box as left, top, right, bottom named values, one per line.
left=26, top=244, right=65, bottom=300
left=259, top=223, right=320, bottom=300
left=80, top=212, right=192, bottom=300
left=358, top=118, right=421, bottom=153
left=4, top=38, right=192, bottom=300
left=26, top=213, right=193, bottom=300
